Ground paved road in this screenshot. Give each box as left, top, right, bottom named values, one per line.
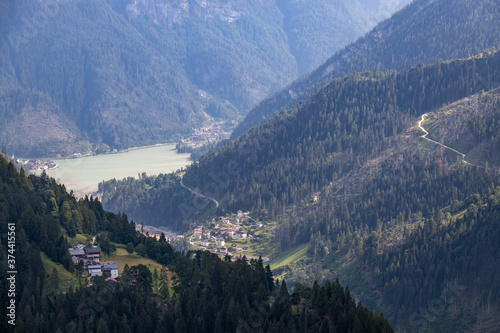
left=418, top=114, right=480, bottom=167
left=180, top=175, right=219, bottom=207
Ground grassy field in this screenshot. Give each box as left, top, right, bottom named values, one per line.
left=40, top=251, right=76, bottom=291
left=66, top=233, right=91, bottom=247
left=269, top=243, right=310, bottom=270
left=102, top=248, right=165, bottom=274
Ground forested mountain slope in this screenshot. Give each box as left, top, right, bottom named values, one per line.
left=0, top=155, right=395, bottom=333
left=100, top=52, right=500, bottom=331
left=0, top=0, right=410, bottom=157
left=232, top=0, right=500, bottom=138
left=101, top=51, right=500, bottom=230
left=268, top=87, right=500, bottom=331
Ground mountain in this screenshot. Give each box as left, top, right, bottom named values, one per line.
left=276, top=0, right=412, bottom=75
left=100, top=52, right=500, bottom=331
left=232, top=0, right=500, bottom=139
left=0, top=154, right=395, bottom=333
left=101, top=51, right=500, bottom=229
left=0, top=0, right=410, bottom=157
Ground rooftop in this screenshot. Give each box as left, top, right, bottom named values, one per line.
left=85, top=247, right=101, bottom=254
left=102, top=264, right=119, bottom=270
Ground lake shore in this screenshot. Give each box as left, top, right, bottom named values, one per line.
left=35, top=143, right=192, bottom=198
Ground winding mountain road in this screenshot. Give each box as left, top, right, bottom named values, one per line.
left=418, top=114, right=480, bottom=167
left=180, top=175, right=219, bottom=208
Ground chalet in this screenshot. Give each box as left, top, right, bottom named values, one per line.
left=193, top=230, right=203, bottom=240
left=230, top=244, right=238, bottom=250
left=240, top=231, right=248, bottom=239
left=219, top=247, right=228, bottom=254
left=237, top=210, right=243, bottom=218
left=202, top=230, right=211, bottom=239
left=85, top=246, right=101, bottom=261
left=256, top=222, right=263, bottom=228
left=102, top=264, right=119, bottom=279
left=69, top=247, right=85, bottom=257
left=216, top=238, right=225, bottom=246
left=69, top=247, right=85, bottom=265
left=231, top=233, right=240, bottom=240
left=201, top=240, right=209, bottom=247
left=105, top=277, right=118, bottom=287
left=88, top=265, right=102, bottom=277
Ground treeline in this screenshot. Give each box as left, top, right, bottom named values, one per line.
left=366, top=187, right=500, bottom=330
left=0, top=155, right=394, bottom=332
left=102, top=51, right=500, bottom=230
left=233, top=0, right=500, bottom=138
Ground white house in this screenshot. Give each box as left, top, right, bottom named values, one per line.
left=88, top=265, right=102, bottom=277
left=216, top=238, right=225, bottom=246
left=201, top=240, right=209, bottom=247
left=193, top=230, right=202, bottom=240
left=102, top=264, right=119, bottom=279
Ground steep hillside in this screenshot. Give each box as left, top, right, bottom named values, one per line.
left=233, top=0, right=500, bottom=138
left=276, top=0, right=412, bottom=75
left=0, top=0, right=410, bottom=157
left=422, top=88, right=500, bottom=166
left=100, top=54, right=500, bottom=331
left=101, top=51, right=500, bottom=230
left=0, top=154, right=395, bottom=333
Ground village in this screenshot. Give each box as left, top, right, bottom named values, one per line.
left=67, top=209, right=271, bottom=284
left=17, top=158, right=59, bottom=172
left=186, top=210, right=269, bottom=262
left=176, top=120, right=234, bottom=152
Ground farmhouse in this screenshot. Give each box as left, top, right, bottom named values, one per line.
left=88, top=265, right=102, bottom=277
left=102, top=264, right=119, bottom=279
left=85, top=246, right=101, bottom=262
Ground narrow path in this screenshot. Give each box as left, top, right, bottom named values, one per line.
left=418, top=114, right=480, bottom=167
left=180, top=175, right=219, bottom=208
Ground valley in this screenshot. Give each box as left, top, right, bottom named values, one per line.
left=2, top=0, right=500, bottom=332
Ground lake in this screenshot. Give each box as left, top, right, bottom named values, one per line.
left=40, top=144, right=191, bottom=197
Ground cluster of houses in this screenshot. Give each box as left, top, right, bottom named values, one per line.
left=18, top=158, right=58, bottom=171
left=68, top=244, right=119, bottom=280
left=190, top=211, right=264, bottom=256
left=179, top=121, right=233, bottom=150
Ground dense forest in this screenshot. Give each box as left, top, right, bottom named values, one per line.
left=233, top=0, right=500, bottom=138
left=0, top=155, right=394, bottom=332
left=101, top=51, right=500, bottom=230
left=101, top=52, right=500, bottom=331
left=0, top=0, right=410, bottom=157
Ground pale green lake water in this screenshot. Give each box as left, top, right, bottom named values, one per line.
left=39, top=144, right=191, bottom=197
